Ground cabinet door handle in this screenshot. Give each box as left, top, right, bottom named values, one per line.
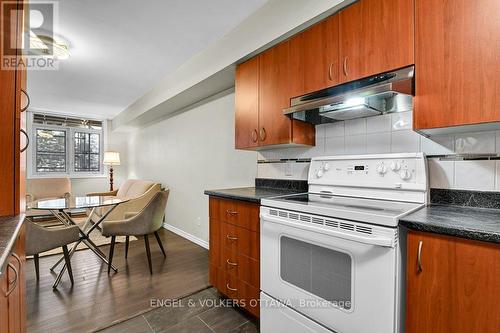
left=226, top=234, right=238, bottom=241
left=328, top=62, right=334, bottom=81
left=417, top=241, right=423, bottom=272
left=259, top=127, right=266, bottom=141
left=251, top=129, right=258, bottom=143
left=6, top=262, right=18, bottom=297
left=226, top=210, right=238, bottom=216
left=20, top=129, right=29, bottom=153
left=20, top=89, right=30, bottom=112
left=343, top=57, right=348, bottom=77
left=226, top=259, right=238, bottom=266
left=226, top=283, right=237, bottom=292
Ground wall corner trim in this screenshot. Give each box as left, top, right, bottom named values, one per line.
left=163, top=223, right=209, bottom=250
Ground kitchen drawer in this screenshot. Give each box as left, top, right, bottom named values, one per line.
left=217, top=198, right=259, bottom=232
left=214, top=266, right=260, bottom=317
left=222, top=249, right=259, bottom=288
left=211, top=265, right=238, bottom=300
left=237, top=279, right=260, bottom=317
left=221, top=221, right=259, bottom=260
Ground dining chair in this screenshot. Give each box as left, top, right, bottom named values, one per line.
left=26, top=177, right=71, bottom=220
left=101, top=190, right=169, bottom=274
left=25, top=220, right=80, bottom=286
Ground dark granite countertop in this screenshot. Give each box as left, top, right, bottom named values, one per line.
left=0, top=214, right=25, bottom=276
left=205, top=178, right=307, bottom=203
left=400, top=204, right=500, bottom=244
left=204, top=187, right=301, bottom=203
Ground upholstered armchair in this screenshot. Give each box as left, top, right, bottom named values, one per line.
left=26, top=178, right=71, bottom=218
left=86, top=179, right=162, bottom=223
left=101, top=190, right=169, bottom=274
left=25, top=220, right=80, bottom=287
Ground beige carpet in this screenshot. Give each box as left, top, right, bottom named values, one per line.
left=35, top=217, right=138, bottom=257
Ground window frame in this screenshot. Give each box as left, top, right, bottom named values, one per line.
left=32, top=124, right=70, bottom=175
left=27, top=112, right=107, bottom=179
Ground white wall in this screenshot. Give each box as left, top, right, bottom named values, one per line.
left=258, top=111, right=500, bottom=191
left=124, top=91, right=257, bottom=243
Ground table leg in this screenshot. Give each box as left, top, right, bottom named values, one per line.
left=52, top=205, right=118, bottom=288
left=50, top=208, right=104, bottom=271
left=49, top=210, right=76, bottom=271
left=60, top=210, right=107, bottom=257
left=52, top=239, right=83, bottom=288
left=49, top=204, right=120, bottom=287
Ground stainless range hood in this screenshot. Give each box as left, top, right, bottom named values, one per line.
left=284, top=66, right=414, bottom=125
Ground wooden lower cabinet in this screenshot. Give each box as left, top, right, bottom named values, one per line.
left=209, top=197, right=260, bottom=317
left=0, top=223, right=26, bottom=333
left=406, top=231, right=500, bottom=333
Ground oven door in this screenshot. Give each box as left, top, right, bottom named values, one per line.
left=261, top=209, right=401, bottom=333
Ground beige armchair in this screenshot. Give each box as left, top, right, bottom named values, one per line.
left=86, top=179, right=162, bottom=223
left=25, top=220, right=80, bottom=287
left=26, top=178, right=71, bottom=218
left=102, top=190, right=169, bottom=274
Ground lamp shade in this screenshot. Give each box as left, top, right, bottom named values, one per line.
left=103, top=151, right=120, bottom=166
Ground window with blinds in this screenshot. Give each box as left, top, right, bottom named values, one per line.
left=30, top=113, right=105, bottom=177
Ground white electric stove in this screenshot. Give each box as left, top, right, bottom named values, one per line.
left=260, top=153, right=428, bottom=333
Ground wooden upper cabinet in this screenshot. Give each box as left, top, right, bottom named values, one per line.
left=339, top=0, right=414, bottom=83
left=258, top=41, right=293, bottom=146
left=257, top=41, right=315, bottom=147
left=289, top=15, right=340, bottom=98
left=235, top=40, right=314, bottom=149
left=414, top=0, right=500, bottom=130
left=235, top=57, right=259, bottom=149
left=407, top=231, right=500, bottom=333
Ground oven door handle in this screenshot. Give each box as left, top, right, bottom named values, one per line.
left=261, top=213, right=395, bottom=248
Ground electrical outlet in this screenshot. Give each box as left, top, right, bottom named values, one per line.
left=196, top=217, right=201, bottom=227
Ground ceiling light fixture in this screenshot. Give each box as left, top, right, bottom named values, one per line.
left=29, top=32, right=70, bottom=59
left=38, top=130, right=54, bottom=139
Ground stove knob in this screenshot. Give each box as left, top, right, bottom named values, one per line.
left=323, top=163, right=330, bottom=171
left=399, top=170, right=411, bottom=180
left=390, top=161, right=401, bottom=172
left=376, top=163, right=387, bottom=175
left=316, top=169, right=324, bottom=178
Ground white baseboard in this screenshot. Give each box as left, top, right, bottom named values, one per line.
left=163, top=223, right=209, bottom=249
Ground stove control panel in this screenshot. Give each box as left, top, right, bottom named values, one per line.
left=309, top=153, right=427, bottom=189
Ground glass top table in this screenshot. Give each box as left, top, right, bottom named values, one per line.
left=28, top=195, right=129, bottom=288
left=29, top=195, right=128, bottom=210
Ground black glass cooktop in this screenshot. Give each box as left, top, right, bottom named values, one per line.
left=268, top=192, right=420, bottom=217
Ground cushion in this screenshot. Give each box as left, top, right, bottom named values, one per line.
left=116, top=179, right=135, bottom=198
left=27, top=178, right=71, bottom=201
left=124, top=180, right=155, bottom=198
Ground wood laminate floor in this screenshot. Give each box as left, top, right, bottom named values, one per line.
left=26, top=229, right=210, bottom=333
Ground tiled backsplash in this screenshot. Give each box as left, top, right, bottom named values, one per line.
left=258, top=111, right=500, bottom=191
